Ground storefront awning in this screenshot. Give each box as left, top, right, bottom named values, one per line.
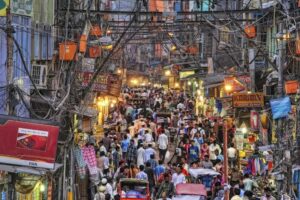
left=205, top=83, right=223, bottom=88
left=203, top=74, right=226, bottom=87
left=0, top=163, right=63, bottom=175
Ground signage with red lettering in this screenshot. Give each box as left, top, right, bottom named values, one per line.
left=232, top=93, right=264, bottom=108
left=0, top=115, right=59, bottom=169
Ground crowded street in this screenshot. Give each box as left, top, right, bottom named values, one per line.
left=71, top=86, right=279, bottom=200
left=1, top=0, right=300, bottom=200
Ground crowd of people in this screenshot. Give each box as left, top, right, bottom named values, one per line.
left=86, top=87, right=276, bottom=200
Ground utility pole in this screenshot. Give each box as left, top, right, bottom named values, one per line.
left=223, top=119, right=229, bottom=200
left=6, top=2, right=15, bottom=200
left=6, top=0, right=14, bottom=115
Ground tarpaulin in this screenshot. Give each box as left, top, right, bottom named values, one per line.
left=270, top=97, right=291, bottom=119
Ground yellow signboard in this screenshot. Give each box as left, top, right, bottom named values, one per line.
left=179, top=71, right=195, bottom=79
left=0, top=0, right=9, bottom=16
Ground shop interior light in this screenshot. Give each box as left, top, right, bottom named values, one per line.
left=117, top=69, right=122, bottom=74
left=188, top=81, right=192, bottom=86
left=107, top=29, right=112, bottom=34
left=175, top=82, right=180, bottom=88
left=168, top=32, right=174, bottom=37
left=40, top=184, right=46, bottom=192
left=225, top=84, right=233, bottom=92
left=131, top=79, right=138, bottom=85
left=171, top=45, right=177, bottom=51
left=165, top=70, right=171, bottom=76
left=241, top=127, right=248, bottom=134
left=197, top=89, right=201, bottom=95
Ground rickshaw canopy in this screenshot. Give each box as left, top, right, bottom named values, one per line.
left=189, top=168, right=220, bottom=178
left=175, top=184, right=207, bottom=196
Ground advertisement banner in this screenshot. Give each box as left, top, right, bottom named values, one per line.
left=0, top=0, right=8, bottom=16
left=0, top=115, right=59, bottom=169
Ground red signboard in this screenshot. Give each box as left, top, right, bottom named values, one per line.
left=0, top=115, right=59, bottom=169
left=78, top=72, right=109, bottom=93
left=78, top=72, right=122, bottom=96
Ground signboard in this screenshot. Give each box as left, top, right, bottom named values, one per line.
left=0, top=115, right=59, bottom=169
left=79, top=72, right=108, bottom=92
left=179, top=71, right=194, bottom=79
left=81, top=58, right=95, bottom=72
left=127, top=98, right=147, bottom=107
left=11, top=0, right=33, bottom=16
left=79, top=73, right=121, bottom=96
left=235, top=129, right=244, bottom=150
left=0, top=0, right=8, bottom=16
left=107, top=74, right=122, bottom=97
left=232, top=93, right=264, bottom=108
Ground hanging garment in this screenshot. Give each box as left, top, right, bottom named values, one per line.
left=81, top=146, right=98, bottom=175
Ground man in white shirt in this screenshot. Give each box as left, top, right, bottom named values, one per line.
left=158, top=130, right=168, bottom=162
left=144, top=144, right=155, bottom=163
left=209, top=141, right=221, bottom=164
left=228, top=143, right=237, bottom=168
left=171, top=165, right=186, bottom=186
left=177, top=102, right=185, bottom=110
left=144, top=130, right=154, bottom=144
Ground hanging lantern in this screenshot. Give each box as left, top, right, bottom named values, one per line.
left=285, top=80, right=299, bottom=94
left=59, top=42, right=77, bottom=61
left=245, top=25, right=256, bottom=39
left=89, top=46, right=102, bottom=58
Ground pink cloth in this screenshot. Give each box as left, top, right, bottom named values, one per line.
left=81, top=146, right=98, bottom=175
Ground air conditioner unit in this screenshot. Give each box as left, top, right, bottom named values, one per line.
left=31, top=64, right=48, bottom=89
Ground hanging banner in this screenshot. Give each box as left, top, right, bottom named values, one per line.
left=11, top=0, right=33, bottom=16
left=0, top=115, right=59, bottom=169
left=0, top=0, right=8, bottom=16
left=232, top=93, right=264, bottom=108
left=270, top=97, right=291, bottom=119
left=235, top=129, right=244, bottom=150
left=250, top=110, right=259, bottom=131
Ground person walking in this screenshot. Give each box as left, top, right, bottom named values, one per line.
left=126, top=139, right=137, bottom=165
left=156, top=173, right=174, bottom=199
left=137, top=144, right=145, bottom=167
left=158, top=130, right=168, bottom=162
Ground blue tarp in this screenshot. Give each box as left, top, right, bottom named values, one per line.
left=270, top=97, right=291, bottom=119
